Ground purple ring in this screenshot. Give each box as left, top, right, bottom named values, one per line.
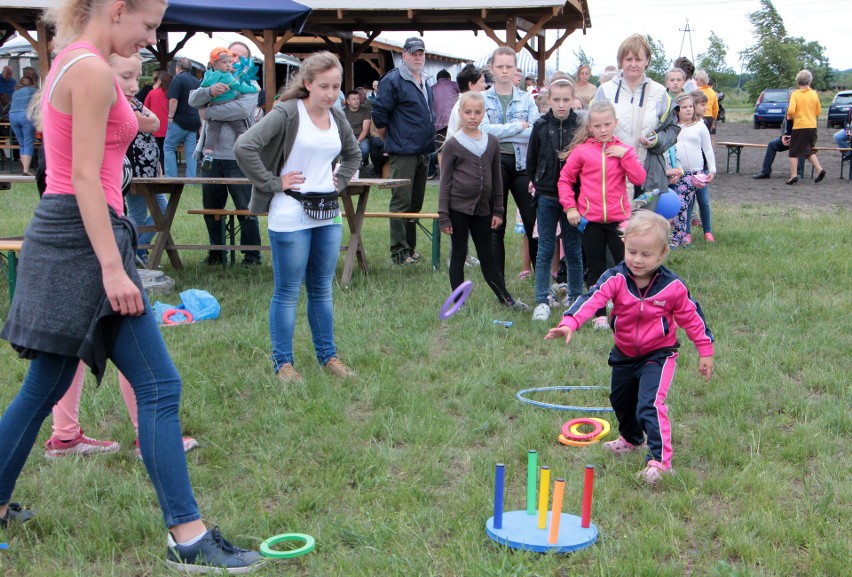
left=439, top=280, right=473, bottom=320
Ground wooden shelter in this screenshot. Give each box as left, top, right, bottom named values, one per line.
left=1, top=1, right=591, bottom=111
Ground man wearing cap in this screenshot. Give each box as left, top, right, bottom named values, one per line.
left=164, top=57, right=201, bottom=177
left=372, top=37, right=436, bottom=265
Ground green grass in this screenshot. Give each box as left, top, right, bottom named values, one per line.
left=0, top=184, right=850, bottom=576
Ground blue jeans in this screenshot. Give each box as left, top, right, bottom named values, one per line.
left=126, top=192, right=168, bottom=246
left=357, top=138, right=370, bottom=167
left=269, top=224, right=342, bottom=371
left=0, top=297, right=200, bottom=528
left=834, top=129, right=850, bottom=150
left=163, top=122, right=197, bottom=178
left=8, top=111, right=35, bottom=156
left=686, top=186, right=712, bottom=234
left=762, top=137, right=804, bottom=177
left=201, top=159, right=261, bottom=264
left=535, top=195, right=583, bottom=304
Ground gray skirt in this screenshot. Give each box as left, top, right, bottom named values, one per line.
left=0, top=194, right=143, bottom=381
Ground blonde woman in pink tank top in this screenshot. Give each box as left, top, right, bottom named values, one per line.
left=0, top=1, right=263, bottom=573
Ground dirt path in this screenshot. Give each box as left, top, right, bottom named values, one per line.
left=709, top=122, right=850, bottom=209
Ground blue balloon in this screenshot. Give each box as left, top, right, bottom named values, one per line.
left=654, top=191, right=680, bottom=220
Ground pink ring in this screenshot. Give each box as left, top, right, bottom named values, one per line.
left=561, top=418, right=604, bottom=441
left=162, top=309, right=194, bottom=325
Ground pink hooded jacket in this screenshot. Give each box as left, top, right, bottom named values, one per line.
left=557, top=137, right=646, bottom=224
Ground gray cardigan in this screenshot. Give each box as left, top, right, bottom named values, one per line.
left=234, top=98, right=361, bottom=214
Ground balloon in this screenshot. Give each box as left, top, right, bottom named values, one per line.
left=654, top=191, right=680, bottom=220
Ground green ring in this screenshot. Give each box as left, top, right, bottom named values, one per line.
left=259, top=533, right=315, bottom=559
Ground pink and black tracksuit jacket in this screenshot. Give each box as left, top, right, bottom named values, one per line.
left=559, top=263, right=715, bottom=469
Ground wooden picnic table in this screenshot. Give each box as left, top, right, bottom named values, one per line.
left=130, top=176, right=410, bottom=284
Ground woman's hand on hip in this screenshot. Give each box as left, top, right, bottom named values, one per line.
left=281, top=170, right=305, bottom=191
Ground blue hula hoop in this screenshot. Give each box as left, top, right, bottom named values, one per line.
left=515, top=386, right=614, bottom=412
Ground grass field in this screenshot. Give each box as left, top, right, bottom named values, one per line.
left=0, top=184, right=850, bottom=576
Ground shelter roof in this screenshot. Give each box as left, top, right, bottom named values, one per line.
left=299, top=1, right=589, bottom=33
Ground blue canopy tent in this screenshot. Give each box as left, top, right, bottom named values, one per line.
left=151, top=0, right=312, bottom=110
left=161, top=0, right=311, bottom=33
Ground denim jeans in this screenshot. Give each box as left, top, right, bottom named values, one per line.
left=0, top=297, right=201, bottom=528
left=269, top=223, right=342, bottom=371
left=8, top=111, right=35, bottom=156
left=535, top=195, right=583, bottom=304
left=357, top=138, right=370, bottom=167
left=163, top=122, right=197, bottom=178
left=762, top=137, right=804, bottom=176
left=834, top=129, right=850, bottom=150
left=201, top=159, right=261, bottom=264
left=126, top=192, right=168, bottom=246
left=686, top=186, right=712, bottom=234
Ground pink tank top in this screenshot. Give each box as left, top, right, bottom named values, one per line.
left=42, top=41, right=137, bottom=215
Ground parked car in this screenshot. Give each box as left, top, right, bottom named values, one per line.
left=753, top=88, right=791, bottom=129
left=827, top=90, right=852, bottom=128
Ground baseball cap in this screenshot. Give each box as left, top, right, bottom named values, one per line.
left=209, top=47, right=232, bottom=64
left=403, top=37, right=426, bottom=53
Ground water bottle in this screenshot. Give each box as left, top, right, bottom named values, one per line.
left=493, top=320, right=513, bottom=328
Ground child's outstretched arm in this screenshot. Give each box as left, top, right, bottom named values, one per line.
left=545, top=325, right=573, bottom=344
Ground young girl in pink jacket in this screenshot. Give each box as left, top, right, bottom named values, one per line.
left=557, top=101, right=646, bottom=329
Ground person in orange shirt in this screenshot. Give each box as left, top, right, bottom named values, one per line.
left=784, top=69, right=825, bottom=184
left=694, top=70, right=718, bottom=145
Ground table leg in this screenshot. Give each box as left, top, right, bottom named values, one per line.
left=431, top=218, right=440, bottom=271
left=340, top=185, right=370, bottom=287
left=141, top=183, right=184, bottom=270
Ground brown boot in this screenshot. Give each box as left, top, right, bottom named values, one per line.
left=324, top=357, right=356, bottom=378
left=276, top=362, right=303, bottom=383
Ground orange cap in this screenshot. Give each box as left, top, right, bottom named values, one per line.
left=209, top=47, right=232, bottom=64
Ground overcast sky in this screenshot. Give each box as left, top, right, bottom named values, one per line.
left=381, top=0, right=851, bottom=73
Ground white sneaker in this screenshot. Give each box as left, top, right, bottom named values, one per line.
left=465, top=255, right=480, bottom=267
left=532, top=303, right=551, bottom=321
left=593, top=316, right=610, bottom=330
left=562, top=295, right=578, bottom=309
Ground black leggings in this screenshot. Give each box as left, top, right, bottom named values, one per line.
left=582, top=221, right=625, bottom=317
left=449, top=209, right=512, bottom=303
left=491, top=153, right=537, bottom=279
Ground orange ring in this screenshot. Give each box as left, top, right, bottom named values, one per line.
left=162, top=309, right=194, bottom=325
left=558, top=434, right=599, bottom=447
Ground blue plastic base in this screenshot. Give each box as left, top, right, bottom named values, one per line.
left=486, top=510, right=598, bottom=553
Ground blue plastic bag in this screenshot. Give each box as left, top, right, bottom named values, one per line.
left=179, top=289, right=220, bottom=321
left=153, top=289, right=220, bottom=324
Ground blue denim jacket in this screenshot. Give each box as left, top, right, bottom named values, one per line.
left=482, top=86, right=540, bottom=171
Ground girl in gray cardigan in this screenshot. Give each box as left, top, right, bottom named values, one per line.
left=439, top=92, right=528, bottom=312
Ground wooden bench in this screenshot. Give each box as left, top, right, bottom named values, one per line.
left=350, top=212, right=441, bottom=271
left=186, top=208, right=442, bottom=271
left=718, top=141, right=852, bottom=178
left=0, top=239, right=23, bottom=301
left=185, top=208, right=269, bottom=268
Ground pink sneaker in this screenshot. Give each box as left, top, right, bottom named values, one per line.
left=603, top=436, right=645, bottom=455
left=691, top=218, right=701, bottom=228
left=44, top=430, right=120, bottom=459
left=135, top=437, right=200, bottom=460
left=684, top=233, right=693, bottom=245
left=637, top=460, right=674, bottom=484
left=704, top=232, right=715, bottom=243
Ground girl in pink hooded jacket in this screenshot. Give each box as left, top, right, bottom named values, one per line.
left=557, top=101, right=646, bottom=329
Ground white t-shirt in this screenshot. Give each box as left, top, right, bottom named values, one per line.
left=268, top=99, right=342, bottom=232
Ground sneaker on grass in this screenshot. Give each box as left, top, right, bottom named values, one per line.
left=135, top=437, right=200, bottom=460
left=166, top=527, right=264, bottom=574
left=44, top=430, right=120, bottom=459
left=593, top=316, right=609, bottom=330
left=532, top=303, right=551, bottom=321
left=0, top=503, right=34, bottom=528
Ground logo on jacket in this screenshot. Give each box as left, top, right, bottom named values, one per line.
left=653, top=300, right=667, bottom=307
